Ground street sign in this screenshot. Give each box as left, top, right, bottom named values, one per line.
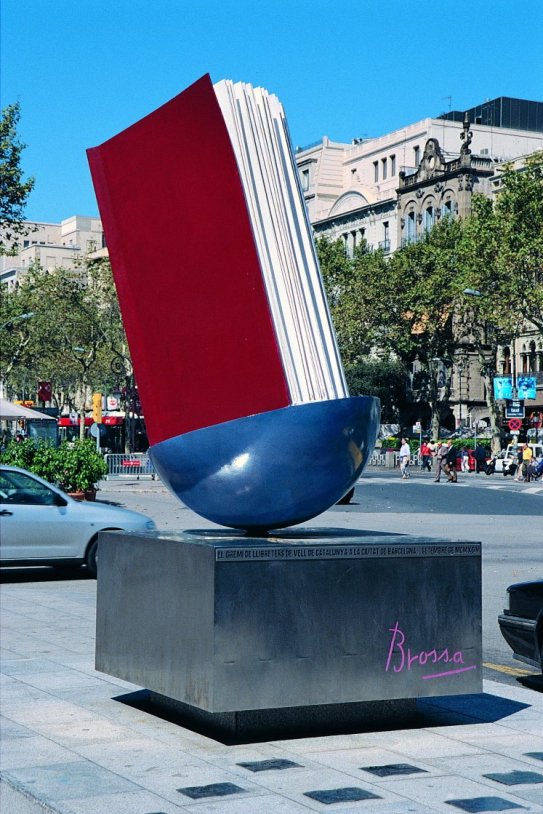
left=505, top=399, right=525, bottom=419
left=89, top=423, right=106, bottom=438
left=508, top=418, right=522, bottom=431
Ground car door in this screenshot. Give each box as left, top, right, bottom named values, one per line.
left=0, top=470, right=84, bottom=561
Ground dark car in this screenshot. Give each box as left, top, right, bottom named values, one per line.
left=498, top=580, right=543, bottom=672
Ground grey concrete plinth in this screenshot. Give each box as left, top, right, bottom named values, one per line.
left=96, top=528, right=482, bottom=719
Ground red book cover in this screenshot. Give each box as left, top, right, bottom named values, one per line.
left=87, top=74, right=289, bottom=446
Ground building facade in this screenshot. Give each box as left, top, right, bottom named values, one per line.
left=296, top=97, right=543, bottom=431
left=0, top=215, right=104, bottom=289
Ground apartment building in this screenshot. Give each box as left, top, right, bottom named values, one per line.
left=296, top=97, right=543, bottom=429
left=0, top=215, right=104, bottom=288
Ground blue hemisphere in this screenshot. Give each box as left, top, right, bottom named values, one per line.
left=148, top=396, right=380, bottom=531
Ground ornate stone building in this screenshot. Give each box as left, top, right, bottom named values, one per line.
left=295, top=97, right=543, bottom=430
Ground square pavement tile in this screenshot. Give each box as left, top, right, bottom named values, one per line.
left=446, top=797, right=527, bottom=812
left=483, top=771, right=543, bottom=786
left=360, top=763, right=428, bottom=778
left=304, top=787, right=381, bottom=805
left=237, top=759, right=302, bottom=772
left=177, top=782, right=246, bottom=799
left=1, top=760, right=139, bottom=801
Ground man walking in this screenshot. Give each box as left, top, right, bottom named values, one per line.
left=445, top=442, right=458, bottom=482
left=434, top=441, right=449, bottom=483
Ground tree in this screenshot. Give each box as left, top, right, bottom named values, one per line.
left=0, top=258, right=129, bottom=427
left=455, top=156, right=543, bottom=450
left=389, top=217, right=465, bottom=438
left=492, top=152, right=543, bottom=333
left=345, top=358, right=409, bottom=423
left=0, top=102, right=35, bottom=255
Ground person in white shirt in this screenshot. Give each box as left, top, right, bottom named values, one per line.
left=399, top=438, right=411, bottom=479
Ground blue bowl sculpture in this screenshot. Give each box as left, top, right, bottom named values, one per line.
left=149, top=396, right=380, bottom=531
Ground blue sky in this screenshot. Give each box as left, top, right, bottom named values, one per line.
left=2, top=0, right=543, bottom=222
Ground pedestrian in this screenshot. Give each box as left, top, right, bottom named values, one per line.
left=419, top=439, right=432, bottom=471
left=521, top=443, right=534, bottom=482
left=474, top=444, right=487, bottom=474
left=434, top=441, right=449, bottom=483
left=445, top=443, right=458, bottom=482
left=514, top=444, right=524, bottom=481
left=461, top=446, right=470, bottom=472
left=399, top=438, right=411, bottom=479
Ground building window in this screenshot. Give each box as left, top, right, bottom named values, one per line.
left=301, top=168, right=310, bottom=191
left=390, top=154, right=396, bottom=175
left=406, top=211, right=416, bottom=243
left=381, top=158, right=387, bottom=180
left=23, top=240, right=29, bottom=248
left=413, top=145, right=420, bottom=167
left=442, top=200, right=453, bottom=219
left=424, top=207, right=434, bottom=232
left=502, top=347, right=511, bottom=375
left=380, top=221, right=390, bottom=253
left=373, top=161, right=378, bottom=182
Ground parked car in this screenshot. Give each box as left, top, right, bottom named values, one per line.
left=0, top=465, right=156, bottom=576
left=498, top=580, right=543, bottom=673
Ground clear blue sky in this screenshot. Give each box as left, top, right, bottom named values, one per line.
left=2, top=0, right=542, bottom=223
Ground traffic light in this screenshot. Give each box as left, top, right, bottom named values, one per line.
left=92, top=393, right=103, bottom=424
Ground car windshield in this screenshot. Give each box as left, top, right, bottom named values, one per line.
left=0, top=470, right=59, bottom=506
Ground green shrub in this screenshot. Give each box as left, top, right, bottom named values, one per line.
left=0, top=438, right=107, bottom=492
left=55, top=440, right=108, bottom=492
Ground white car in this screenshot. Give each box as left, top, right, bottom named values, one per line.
left=0, top=465, right=156, bottom=576
left=495, top=442, right=543, bottom=475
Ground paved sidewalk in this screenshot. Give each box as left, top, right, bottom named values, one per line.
left=1, top=481, right=543, bottom=813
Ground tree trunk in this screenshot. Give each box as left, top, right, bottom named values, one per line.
left=480, top=364, right=502, bottom=454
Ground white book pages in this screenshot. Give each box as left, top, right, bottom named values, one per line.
left=214, top=79, right=348, bottom=404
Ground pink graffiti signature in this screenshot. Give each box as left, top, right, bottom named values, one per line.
left=385, top=621, right=477, bottom=679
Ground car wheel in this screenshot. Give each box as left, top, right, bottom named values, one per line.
left=85, top=537, right=98, bottom=577
left=336, top=486, right=355, bottom=505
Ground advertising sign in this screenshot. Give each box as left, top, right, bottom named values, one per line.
left=493, top=377, right=513, bottom=400
left=516, top=376, right=537, bottom=400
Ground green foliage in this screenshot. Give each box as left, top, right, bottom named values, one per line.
left=0, top=257, right=130, bottom=413
left=0, top=439, right=108, bottom=492
left=0, top=438, right=38, bottom=470
left=54, top=440, right=108, bottom=492
left=345, top=358, right=408, bottom=422
left=457, top=153, right=543, bottom=334
left=0, top=102, right=35, bottom=255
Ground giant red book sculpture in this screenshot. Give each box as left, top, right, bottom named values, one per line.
left=88, top=74, right=380, bottom=529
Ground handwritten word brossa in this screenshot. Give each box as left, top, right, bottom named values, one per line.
left=385, top=621, right=464, bottom=673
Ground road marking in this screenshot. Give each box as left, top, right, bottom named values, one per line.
left=483, top=661, right=534, bottom=677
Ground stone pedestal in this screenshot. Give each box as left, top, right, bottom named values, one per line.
left=96, top=528, right=482, bottom=726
